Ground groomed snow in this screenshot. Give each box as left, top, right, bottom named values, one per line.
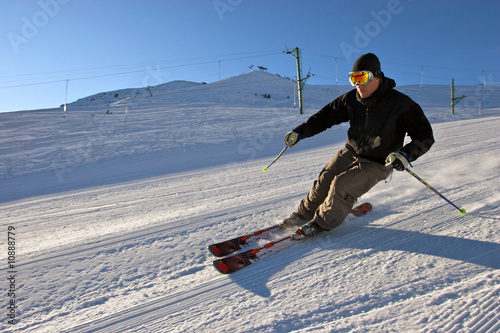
left=1, top=71, right=499, bottom=332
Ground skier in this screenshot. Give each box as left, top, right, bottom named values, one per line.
left=283, top=53, right=434, bottom=239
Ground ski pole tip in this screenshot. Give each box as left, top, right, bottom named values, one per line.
left=459, top=208, right=467, bottom=216
left=262, top=168, right=268, bottom=173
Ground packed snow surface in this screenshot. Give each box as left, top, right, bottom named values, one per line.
left=1, top=71, right=499, bottom=332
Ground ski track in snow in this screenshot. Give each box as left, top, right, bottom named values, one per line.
left=0, top=73, right=499, bottom=332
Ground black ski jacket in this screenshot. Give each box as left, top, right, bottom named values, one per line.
left=294, top=77, right=434, bottom=165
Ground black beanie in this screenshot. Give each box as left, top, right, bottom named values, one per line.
left=352, top=53, right=383, bottom=77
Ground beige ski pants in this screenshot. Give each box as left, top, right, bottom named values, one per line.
left=297, top=147, right=391, bottom=231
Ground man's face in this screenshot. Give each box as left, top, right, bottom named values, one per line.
left=356, top=77, right=380, bottom=99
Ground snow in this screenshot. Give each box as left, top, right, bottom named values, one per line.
left=1, top=71, right=499, bottom=332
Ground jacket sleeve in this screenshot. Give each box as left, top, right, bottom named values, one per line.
left=400, top=104, right=435, bottom=162
left=294, top=94, right=350, bottom=139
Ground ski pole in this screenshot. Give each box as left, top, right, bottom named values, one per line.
left=263, top=146, right=288, bottom=172
left=405, top=168, right=466, bottom=216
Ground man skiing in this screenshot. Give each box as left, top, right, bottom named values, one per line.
left=283, top=53, right=434, bottom=239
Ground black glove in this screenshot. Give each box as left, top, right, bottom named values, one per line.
left=284, top=130, right=301, bottom=148
left=385, top=151, right=410, bottom=171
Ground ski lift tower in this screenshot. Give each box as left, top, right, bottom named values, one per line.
left=285, top=47, right=312, bottom=114
left=451, top=79, right=466, bottom=115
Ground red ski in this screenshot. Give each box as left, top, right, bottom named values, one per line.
left=212, top=203, right=372, bottom=274
left=208, top=225, right=282, bottom=257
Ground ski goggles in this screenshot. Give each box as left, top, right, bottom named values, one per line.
left=348, top=71, right=375, bottom=86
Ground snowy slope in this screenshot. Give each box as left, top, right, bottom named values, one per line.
left=0, top=71, right=499, bottom=332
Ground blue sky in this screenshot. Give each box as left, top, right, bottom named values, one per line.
left=0, top=0, right=499, bottom=112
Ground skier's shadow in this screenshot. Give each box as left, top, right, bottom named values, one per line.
left=228, top=211, right=500, bottom=297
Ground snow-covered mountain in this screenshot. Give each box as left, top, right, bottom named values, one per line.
left=1, top=71, right=499, bottom=332
left=69, top=80, right=205, bottom=107
left=2, top=71, right=497, bottom=182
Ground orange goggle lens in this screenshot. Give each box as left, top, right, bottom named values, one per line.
left=348, top=71, right=374, bottom=86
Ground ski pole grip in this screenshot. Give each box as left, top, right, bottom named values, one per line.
left=385, top=154, right=396, bottom=168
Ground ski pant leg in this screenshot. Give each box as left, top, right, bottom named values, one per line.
left=297, top=148, right=356, bottom=219
left=313, top=157, right=391, bottom=231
